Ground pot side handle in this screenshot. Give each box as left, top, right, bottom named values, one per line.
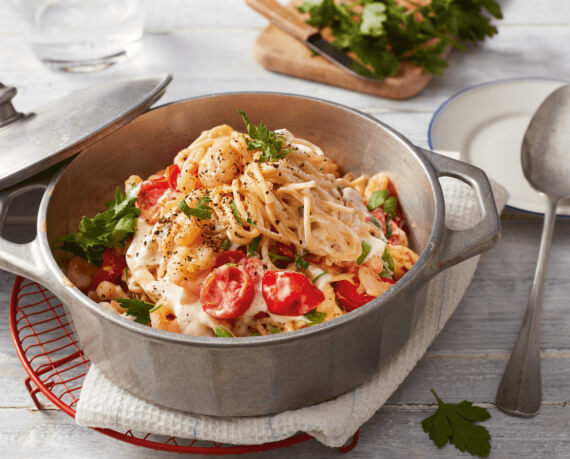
left=420, top=148, right=501, bottom=277
left=0, top=168, right=59, bottom=285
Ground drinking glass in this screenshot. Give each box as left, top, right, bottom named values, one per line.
left=11, top=0, right=144, bottom=72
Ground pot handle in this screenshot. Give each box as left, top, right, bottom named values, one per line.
left=0, top=166, right=62, bottom=285
left=420, top=148, right=501, bottom=276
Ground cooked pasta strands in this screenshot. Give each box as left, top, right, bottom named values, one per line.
left=61, top=122, right=420, bottom=338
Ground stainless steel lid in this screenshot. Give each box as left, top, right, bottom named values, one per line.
left=0, top=74, right=172, bottom=190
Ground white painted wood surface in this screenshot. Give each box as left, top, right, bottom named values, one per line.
left=1, top=0, right=569, bottom=457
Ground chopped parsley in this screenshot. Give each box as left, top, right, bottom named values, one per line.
left=367, top=189, right=398, bottom=218
left=312, top=271, right=328, bottom=284
left=149, top=304, right=163, bottom=313
left=116, top=298, right=156, bottom=325
left=247, top=236, right=261, bottom=257
left=385, top=216, right=392, bottom=238
left=367, top=189, right=389, bottom=211
left=214, top=326, right=233, bottom=337
left=295, top=253, right=310, bottom=271
left=179, top=195, right=212, bottom=220
left=380, top=246, right=395, bottom=279
left=304, top=310, right=326, bottom=325
left=221, top=238, right=231, bottom=251
left=369, top=216, right=382, bottom=228
left=298, top=0, right=502, bottom=79
left=58, top=188, right=140, bottom=266
left=238, top=110, right=292, bottom=162
left=356, top=240, right=372, bottom=265
left=383, top=196, right=397, bottom=218
left=422, top=389, right=491, bottom=457
left=246, top=216, right=255, bottom=226
left=230, top=199, right=243, bottom=226
left=269, top=252, right=293, bottom=265
left=269, top=325, right=282, bottom=334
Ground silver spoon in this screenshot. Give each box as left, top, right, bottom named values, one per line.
left=496, top=84, right=570, bottom=417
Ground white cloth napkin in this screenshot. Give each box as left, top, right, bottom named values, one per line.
left=76, top=177, right=508, bottom=448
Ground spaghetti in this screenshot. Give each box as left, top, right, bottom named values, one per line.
left=62, top=115, right=419, bottom=337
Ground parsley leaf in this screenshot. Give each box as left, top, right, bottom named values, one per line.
left=59, top=188, right=140, bottom=266
left=383, top=196, right=397, bottom=218
left=360, top=2, right=387, bottom=37
left=238, top=110, right=291, bottom=162
left=299, top=0, right=502, bottom=79
left=385, top=216, right=392, bottom=238
left=269, top=252, right=293, bottom=265
left=356, top=240, right=372, bottom=265
left=269, top=325, right=282, bottom=334
left=312, top=270, right=328, bottom=284
left=179, top=195, right=212, bottom=220
left=230, top=199, right=243, bottom=226
left=304, top=309, right=326, bottom=325
left=247, top=236, right=261, bottom=257
left=295, top=253, right=310, bottom=271
left=221, top=238, right=231, bottom=251
left=367, top=189, right=389, bottom=211
left=116, top=298, right=156, bottom=325
left=380, top=246, right=395, bottom=278
left=369, top=216, right=382, bottom=228
left=422, top=389, right=491, bottom=457
left=214, top=326, right=233, bottom=337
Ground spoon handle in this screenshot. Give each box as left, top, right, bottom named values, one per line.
left=496, top=197, right=558, bottom=417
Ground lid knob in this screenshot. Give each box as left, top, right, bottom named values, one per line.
left=0, top=83, right=26, bottom=128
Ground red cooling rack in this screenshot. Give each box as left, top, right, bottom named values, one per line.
left=9, top=276, right=359, bottom=454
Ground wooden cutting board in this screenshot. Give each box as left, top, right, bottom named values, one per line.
left=252, top=1, right=449, bottom=100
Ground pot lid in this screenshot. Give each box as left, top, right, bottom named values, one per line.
left=0, top=74, right=172, bottom=190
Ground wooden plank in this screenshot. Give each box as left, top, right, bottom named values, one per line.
left=388, top=354, right=570, bottom=405
left=2, top=406, right=570, bottom=458
left=2, top=0, right=569, bottom=36
left=432, top=219, right=570, bottom=352
left=2, top=26, right=569, bottom=115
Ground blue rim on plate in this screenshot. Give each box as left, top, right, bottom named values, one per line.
left=427, top=77, right=570, bottom=217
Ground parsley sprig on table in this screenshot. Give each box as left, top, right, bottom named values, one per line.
left=298, top=0, right=502, bottom=79
left=59, top=188, right=140, bottom=266
left=238, top=110, right=292, bottom=162
left=422, top=389, right=491, bottom=457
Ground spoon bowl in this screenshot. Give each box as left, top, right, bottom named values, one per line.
left=521, top=85, right=570, bottom=198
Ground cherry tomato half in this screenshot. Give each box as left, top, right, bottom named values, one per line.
left=89, top=249, right=126, bottom=291
left=334, top=279, right=375, bottom=312
left=165, top=164, right=181, bottom=191
left=214, top=250, right=246, bottom=267
left=261, top=271, right=324, bottom=316
left=200, top=264, right=254, bottom=319
left=137, top=165, right=180, bottom=220
left=138, top=179, right=169, bottom=220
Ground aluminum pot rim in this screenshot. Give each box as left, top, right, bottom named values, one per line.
left=36, top=91, right=446, bottom=348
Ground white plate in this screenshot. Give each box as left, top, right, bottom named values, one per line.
left=428, top=78, right=570, bottom=216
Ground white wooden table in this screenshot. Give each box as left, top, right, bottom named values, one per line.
left=1, top=1, right=570, bottom=457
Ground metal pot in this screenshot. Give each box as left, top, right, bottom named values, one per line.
left=0, top=92, right=500, bottom=416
